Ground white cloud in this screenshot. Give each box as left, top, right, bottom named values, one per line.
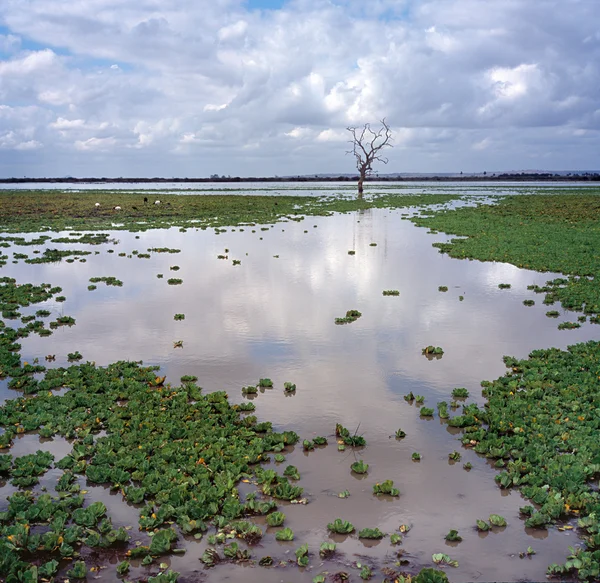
left=0, top=0, right=598, bottom=176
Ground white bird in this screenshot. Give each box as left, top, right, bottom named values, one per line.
left=114, top=206, right=122, bottom=210
left=94, top=202, right=100, bottom=208
left=154, top=200, right=161, bottom=205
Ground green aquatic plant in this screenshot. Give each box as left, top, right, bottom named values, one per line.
left=258, top=378, right=273, bottom=387
left=448, top=451, right=461, bottom=461
left=420, top=407, right=434, bottom=417
left=523, top=299, right=535, bottom=306
left=557, top=321, right=580, bottom=329
left=338, top=490, right=350, bottom=498
left=395, top=428, right=406, bottom=438
left=445, top=530, right=462, bottom=542
left=174, top=313, right=185, bottom=320
left=284, top=381, right=296, bottom=393
left=319, top=541, right=336, bottom=557
left=303, top=439, right=315, bottom=451
left=275, top=527, right=295, bottom=541
left=88, top=284, right=97, bottom=291
left=489, top=514, right=507, bottom=527
left=327, top=519, right=354, bottom=534
left=498, top=283, right=511, bottom=289
left=437, top=401, right=449, bottom=419
left=415, top=395, right=425, bottom=404
left=358, top=528, right=385, bottom=539
left=545, top=310, right=559, bottom=317
left=170, top=265, right=180, bottom=271
left=335, top=423, right=366, bottom=446
left=438, top=286, right=448, bottom=292
left=241, top=385, right=257, bottom=394
left=167, top=278, right=183, bottom=285
left=422, top=346, right=444, bottom=355
left=459, top=295, right=464, bottom=301
left=67, top=351, right=83, bottom=362
left=351, top=460, right=369, bottom=474
left=295, top=543, right=309, bottom=567
left=335, top=309, right=362, bottom=324
left=390, top=533, right=402, bottom=545
left=283, top=465, right=300, bottom=480
left=372, top=480, right=399, bottom=496
left=313, top=436, right=327, bottom=445
left=463, top=462, right=472, bottom=470
left=476, top=519, right=489, bottom=531
left=403, top=391, right=415, bottom=402
left=412, top=452, right=421, bottom=461
left=451, top=387, right=469, bottom=398
left=382, top=290, right=400, bottom=296
left=432, top=553, right=458, bottom=567
left=348, top=250, right=356, bottom=255
left=266, top=511, right=285, bottom=527
left=233, top=259, right=241, bottom=265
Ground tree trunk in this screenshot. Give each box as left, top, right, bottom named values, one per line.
left=357, top=175, right=364, bottom=199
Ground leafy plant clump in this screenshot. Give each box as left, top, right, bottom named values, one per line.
left=319, top=541, right=336, bottom=557
left=174, top=313, right=185, bottom=320
left=445, top=529, right=462, bottom=542
left=438, top=286, right=448, bottom=292
left=420, top=407, right=434, bottom=417
left=351, top=460, right=369, bottom=474
left=489, top=514, right=507, bottom=527
left=546, top=310, right=560, bottom=317
left=498, top=283, right=511, bottom=289
left=275, top=527, right=295, bottom=541
left=412, top=452, right=421, bottom=461
left=258, top=378, right=273, bottom=387
left=266, top=511, right=285, bottom=527
left=382, top=290, right=400, bottom=296
left=451, top=387, right=469, bottom=398
left=448, top=451, right=461, bottom=461
left=395, top=428, right=406, bottom=439
left=558, top=321, right=581, bottom=330
left=335, top=309, right=362, bottom=325
left=422, top=346, right=444, bottom=355
left=283, top=381, right=296, bottom=393
left=167, top=278, right=183, bottom=285
left=358, top=528, right=385, bottom=539
left=523, top=299, right=535, bottom=306
left=295, top=543, right=309, bottom=567
left=327, top=518, right=355, bottom=534
left=335, top=423, right=366, bottom=446
left=89, top=276, right=123, bottom=287
left=372, top=480, right=399, bottom=496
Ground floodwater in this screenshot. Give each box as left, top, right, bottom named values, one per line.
left=1, top=200, right=596, bottom=582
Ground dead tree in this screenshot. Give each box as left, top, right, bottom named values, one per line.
left=346, top=119, right=393, bottom=199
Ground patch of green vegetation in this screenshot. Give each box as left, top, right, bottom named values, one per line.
left=372, top=480, right=399, bottom=496
left=89, top=276, right=123, bottom=287
left=413, top=192, right=600, bottom=318
left=523, top=299, right=535, bottom=306
left=451, top=387, right=469, bottom=398
left=395, top=428, right=406, bottom=439
left=351, top=460, right=368, bottom=474
left=295, top=542, right=309, bottom=566
left=558, top=321, right=581, bottom=330
left=265, top=511, right=285, bottom=527
left=335, top=309, right=362, bottom=325
left=25, top=249, right=92, bottom=264
left=319, top=541, right=336, bottom=557
left=258, top=378, right=273, bottom=388
left=438, top=286, right=448, bottom=292
left=412, top=452, right=421, bottom=461
left=327, top=519, right=354, bottom=534
left=167, top=278, right=183, bottom=285
left=448, top=451, right=461, bottom=461
left=174, top=314, right=185, bottom=321
left=422, top=346, right=444, bottom=356
left=498, top=283, right=511, bottom=289
left=445, top=530, right=462, bottom=542
left=382, top=290, right=400, bottom=296
left=275, top=527, right=294, bottom=541
left=0, top=191, right=459, bottom=234
left=335, top=423, right=366, bottom=447
left=358, top=528, right=384, bottom=539
left=420, top=407, right=434, bottom=417
left=283, top=381, right=296, bottom=393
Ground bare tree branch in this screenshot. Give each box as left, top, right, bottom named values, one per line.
left=346, top=119, right=393, bottom=198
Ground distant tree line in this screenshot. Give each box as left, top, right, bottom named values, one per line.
left=1, top=173, right=599, bottom=184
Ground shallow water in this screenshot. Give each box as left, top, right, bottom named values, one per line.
left=1, top=202, right=596, bottom=581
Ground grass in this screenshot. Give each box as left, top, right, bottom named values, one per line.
left=0, top=191, right=459, bottom=233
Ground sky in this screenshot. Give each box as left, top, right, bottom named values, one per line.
left=0, top=0, right=599, bottom=178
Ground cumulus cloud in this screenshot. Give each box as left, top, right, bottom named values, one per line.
left=0, top=0, right=599, bottom=176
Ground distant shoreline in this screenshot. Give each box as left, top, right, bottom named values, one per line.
left=1, top=174, right=599, bottom=184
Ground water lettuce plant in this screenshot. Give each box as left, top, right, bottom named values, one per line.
left=523, top=299, right=535, bottom=306
left=489, top=514, right=507, bottom=527
left=335, top=423, right=366, bottom=446
left=451, top=387, right=469, bottom=398
left=382, top=290, right=400, bottom=296
left=445, top=530, right=462, bottom=542
left=266, top=512, right=285, bottom=527
left=448, top=451, right=461, bottom=461
left=422, top=346, right=444, bottom=355
left=420, top=407, right=434, bottom=417
left=372, top=480, right=399, bottom=496
left=275, top=527, right=294, bottom=541
left=319, top=541, right=336, bottom=557
left=395, top=428, right=406, bottom=439
left=358, top=528, right=385, bottom=539
left=335, top=309, right=362, bottom=324
left=351, top=460, right=369, bottom=474
left=167, top=278, right=183, bottom=285
left=284, top=381, right=296, bottom=393
left=174, top=313, right=185, bottom=320
left=295, top=543, right=309, bottom=566
left=412, top=452, right=421, bottom=461
left=258, top=378, right=273, bottom=387
left=327, top=518, right=354, bottom=534
left=438, top=286, right=448, bottom=292
left=432, top=553, right=458, bottom=567
left=498, top=283, right=511, bottom=289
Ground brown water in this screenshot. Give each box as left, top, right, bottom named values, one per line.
left=2, top=205, right=595, bottom=582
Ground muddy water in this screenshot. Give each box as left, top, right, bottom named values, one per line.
left=1, top=203, right=595, bottom=581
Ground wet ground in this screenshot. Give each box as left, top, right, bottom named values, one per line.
left=2, top=196, right=595, bottom=582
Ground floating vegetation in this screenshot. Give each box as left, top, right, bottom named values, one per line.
left=275, top=527, right=294, bottom=541
left=437, top=402, right=449, bottom=419
left=167, top=278, right=183, bottom=285
left=319, top=541, right=336, bottom=558
left=432, top=553, right=458, bottom=568
left=266, top=512, right=285, bottom=527
left=420, top=407, right=434, bottom=417
left=348, top=250, right=356, bottom=255
left=403, top=391, right=414, bottom=402
left=233, top=260, right=241, bottom=266
left=327, top=519, right=355, bottom=534
left=335, top=309, right=362, bottom=325
left=390, top=533, right=402, bottom=545
left=463, top=462, right=472, bottom=471
left=523, top=299, right=535, bottom=306
left=303, top=439, right=315, bottom=451
left=476, top=519, right=490, bottom=531
left=415, top=395, right=425, bottom=404
left=445, top=530, right=462, bottom=542
left=337, top=490, right=350, bottom=499
left=448, top=451, right=461, bottom=461
left=372, top=480, right=399, bottom=496
left=174, top=314, right=185, bottom=321
left=335, top=423, right=366, bottom=447
left=369, top=242, right=377, bottom=247
left=489, top=514, right=507, bottom=527
left=157, top=274, right=164, bottom=279
left=67, top=351, right=83, bottom=362
left=358, top=528, right=385, bottom=539
left=173, top=340, right=183, bottom=348
left=557, top=321, right=580, bottom=330
left=498, top=283, right=511, bottom=289
left=284, top=381, right=296, bottom=393
left=87, top=284, right=97, bottom=291
left=459, top=295, right=464, bottom=301
left=438, top=286, right=448, bottom=292
left=313, top=436, right=327, bottom=446
left=295, top=542, right=309, bottom=566
left=412, top=452, right=421, bottom=461
left=258, top=378, right=273, bottom=387
left=395, top=428, right=406, bottom=439
left=25, top=248, right=92, bottom=264
left=422, top=346, right=444, bottom=356
left=148, top=247, right=180, bottom=254
left=89, top=276, right=123, bottom=287
left=169, top=265, right=180, bottom=271
left=241, top=385, right=258, bottom=395
left=351, top=460, right=369, bottom=474
left=451, top=387, right=469, bottom=398
left=382, top=290, right=400, bottom=296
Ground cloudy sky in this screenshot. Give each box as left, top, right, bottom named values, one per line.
left=0, top=0, right=599, bottom=178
